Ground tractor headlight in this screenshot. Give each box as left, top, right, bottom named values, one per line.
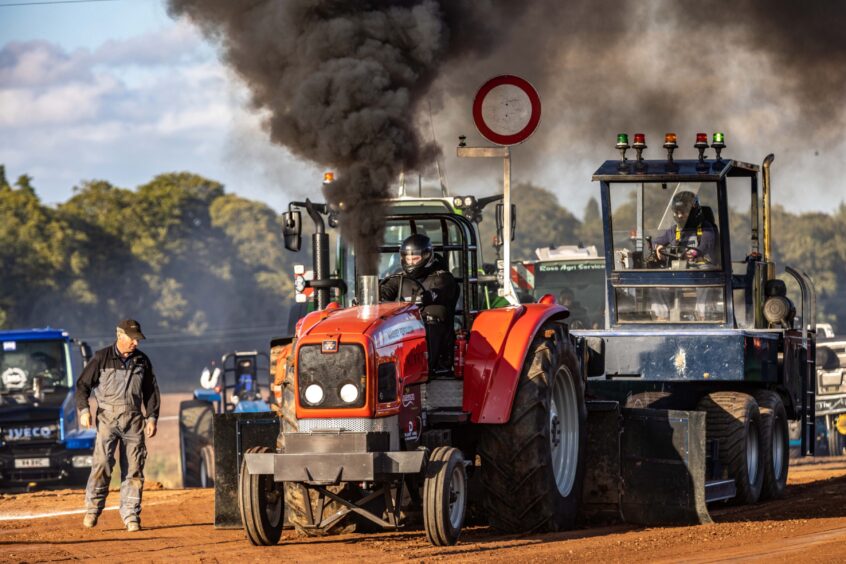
left=339, top=383, right=359, bottom=404
left=304, top=384, right=325, bottom=406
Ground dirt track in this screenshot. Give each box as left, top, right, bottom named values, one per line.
left=2, top=459, right=846, bottom=563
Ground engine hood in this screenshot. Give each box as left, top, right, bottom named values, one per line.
left=298, top=302, right=425, bottom=346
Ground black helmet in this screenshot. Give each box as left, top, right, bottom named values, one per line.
left=400, top=233, right=433, bottom=278
left=671, top=191, right=701, bottom=228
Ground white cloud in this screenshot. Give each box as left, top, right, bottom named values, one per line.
left=91, top=21, right=207, bottom=67
left=0, top=24, right=311, bottom=209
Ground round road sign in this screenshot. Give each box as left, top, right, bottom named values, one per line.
left=472, top=75, right=541, bottom=146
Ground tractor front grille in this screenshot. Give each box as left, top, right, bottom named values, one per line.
left=297, top=415, right=399, bottom=450
left=298, top=343, right=366, bottom=409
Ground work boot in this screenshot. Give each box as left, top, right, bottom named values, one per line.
left=126, top=521, right=141, bottom=532
left=82, top=514, right=98, bottom=528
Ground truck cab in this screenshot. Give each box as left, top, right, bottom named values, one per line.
left=512, top=245, right=605, bottom=328
left=0, top=329, right=94, bottom=488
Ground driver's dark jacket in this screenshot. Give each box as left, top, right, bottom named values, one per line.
left=379, top=254, right=457, bottom=322
left=380, top=255, right=458, bottom=372
left=75, top=344, right=160, bottom=420
left=654, top=220, right=717, bottom=264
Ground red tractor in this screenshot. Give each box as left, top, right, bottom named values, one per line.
left=237, top=170, right=588, bottom=545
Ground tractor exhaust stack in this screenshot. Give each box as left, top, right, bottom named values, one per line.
left=358, top=275, right=379, bottom=306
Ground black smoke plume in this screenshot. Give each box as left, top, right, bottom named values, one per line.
left=166, top=1, right=466, bottom=273
left=168, top=0, right=846, bottom=251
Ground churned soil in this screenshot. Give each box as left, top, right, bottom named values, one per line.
left=2, top=458, right=846, bottom=563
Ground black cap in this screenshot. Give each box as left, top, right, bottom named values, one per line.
left=117, top=319, right=146, bottom=340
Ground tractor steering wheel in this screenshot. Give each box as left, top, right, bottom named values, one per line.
left=645, top=244, right=697, bottom=268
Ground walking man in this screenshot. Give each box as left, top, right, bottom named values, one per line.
left=76, top=319, right=160, bottom=532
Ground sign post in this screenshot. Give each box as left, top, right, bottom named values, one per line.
left=458, top=75, right=541, bottom=305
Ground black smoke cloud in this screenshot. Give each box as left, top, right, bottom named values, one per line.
left=168, top=0, right=846, bottom=254
left=166, top=0, right=493, bottom=273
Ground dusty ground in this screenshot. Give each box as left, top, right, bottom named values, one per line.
left=2, top=459, right=846, bottom=562
left=3, top=395, right=846, bottom=562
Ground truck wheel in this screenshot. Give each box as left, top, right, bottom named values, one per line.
left=478, top=327, right=587, bottom=532
left=423, top=446, right=467, bottom=546
left=200, top=445, right=215, bottom=488
left=239, top=446, right=283, bottom=546
left=753, top=391, right=789, bottom=500
left=698, top=392, right=764, bottom=504
left=280, top=344, right=357, bottom=536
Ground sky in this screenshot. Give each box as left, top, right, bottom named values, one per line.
left=0, top=0, right=842, bottom=218
left=0, top=0, right=322, bottom=212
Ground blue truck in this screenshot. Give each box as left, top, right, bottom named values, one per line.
left=0, top=329, right=94, bottom=489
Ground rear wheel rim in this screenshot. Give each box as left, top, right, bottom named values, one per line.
left=550, top=366, right=579, bottom=496
left=448, top=464, right=466, bottom=529
left=747, top=421, right=760, bottom=485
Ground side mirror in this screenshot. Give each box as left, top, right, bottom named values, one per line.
left=282, top=211, right=302, bottom=252
left=495, top=203, right=517, bottom=246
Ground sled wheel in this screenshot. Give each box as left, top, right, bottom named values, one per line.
left=698, top=392, right=764, bottom=504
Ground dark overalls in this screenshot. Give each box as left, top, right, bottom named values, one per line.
left=75, top=345, right=159, bottom=525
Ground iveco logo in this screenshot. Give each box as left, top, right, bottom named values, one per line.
left=3, top=426, right=57, bottom=441
left=321, top=340, right=338, bottom=353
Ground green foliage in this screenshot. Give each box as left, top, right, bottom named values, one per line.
left=0, top=168, right=298, bottom=382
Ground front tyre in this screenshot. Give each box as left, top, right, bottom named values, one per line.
left=423, top=446, right=467, bottom=546
left=478, top=326, right=587, bottom=532
left=239, top=446, right=283, bottom=546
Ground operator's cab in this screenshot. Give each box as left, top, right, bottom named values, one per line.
left=595, top=136, right=811, bottom=331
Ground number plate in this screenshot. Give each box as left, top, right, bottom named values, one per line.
left=14, top=458, right=50, bottom=469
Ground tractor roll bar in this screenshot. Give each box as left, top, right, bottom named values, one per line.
left=382, top=213, right=479, bottom=329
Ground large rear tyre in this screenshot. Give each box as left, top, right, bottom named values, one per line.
left=478, top=326, right=587, bottom=532
left=239, top=446, right=283, bottom=546
left=698, top=392, right=764, bottom=505
left=423, top=447, right=467, bottom=546
left=753, top=390, right=789, bottom=500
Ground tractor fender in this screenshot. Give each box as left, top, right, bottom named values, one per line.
left=464, top=303, right=569, bottom=423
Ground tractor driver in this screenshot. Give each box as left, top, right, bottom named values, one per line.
left=380, top=234, right=458, bottom=376
left=653, top=191, right=717, bottom=268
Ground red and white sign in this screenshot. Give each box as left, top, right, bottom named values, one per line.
left=472, top=75, right=541, bottom=146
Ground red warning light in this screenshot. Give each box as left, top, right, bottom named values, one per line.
left=695, top=133, right=708, bottom=144
left=633, top=133, right=646, bottom=146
